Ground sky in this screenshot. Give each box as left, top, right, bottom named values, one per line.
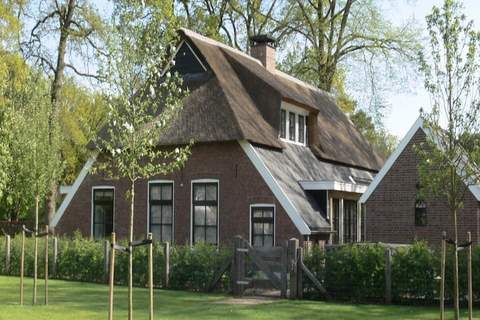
left=381, top=0, right=480, bottom=138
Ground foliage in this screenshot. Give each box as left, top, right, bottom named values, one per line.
left=416, top=1, right=480, bottom=317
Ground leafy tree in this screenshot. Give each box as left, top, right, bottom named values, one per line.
left=95, top=3, right=191, bottom=319
left=416, top=1, right=480, bottom=318
left=22, top=0, right=107, bottom=225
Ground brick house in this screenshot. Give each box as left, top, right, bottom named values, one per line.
left=360, top=117, right=480, bottom=245
left=51, top=29, right=383, bottom=247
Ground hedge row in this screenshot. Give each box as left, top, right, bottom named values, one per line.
left=304, top=242, right=480, bottom=303
left=0, top=232, right=231, bottom=292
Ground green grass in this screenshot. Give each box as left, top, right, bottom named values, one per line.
left=0, top=276, right=469, bottom=319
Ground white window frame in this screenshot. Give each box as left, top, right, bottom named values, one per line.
left=280, top=102, right=308, bottom=146
left=147, top=180, right=175, bottom=243
left=190, top=179, right=220, bottom=246
left=91, top=186, right=115, bottom=240
left=249, top=204, right=276, bottom=247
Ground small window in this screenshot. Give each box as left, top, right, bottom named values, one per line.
left=415, top=185, right=427, bottom=226
left=415, top=201, right=427, bottom=226
left=298, top=115, right=305, bottom=143
left=280, top=110, right=286, bottom=139
left=251, top=206, right=275, bottom=247
left=93, top=188, right=114, bottom=240
left=289, top=112, right=296, bottom=141
left=149, top=182, right=174, bottom=242
left=192, top=182, right=218, bottom=245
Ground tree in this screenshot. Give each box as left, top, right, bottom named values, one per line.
left=96, top=3, right=191, bottom=319
left=22, top=0, right=106, bottom=225
left=416, top=1, right=480, bottom=318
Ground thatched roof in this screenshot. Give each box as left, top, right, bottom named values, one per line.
left=164, top=28, right=383, bottom=171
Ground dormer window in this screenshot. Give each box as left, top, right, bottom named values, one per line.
left=279, top=103, right=308, bottom=146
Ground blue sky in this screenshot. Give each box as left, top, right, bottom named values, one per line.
left=381, top=0, right=480, bottom=137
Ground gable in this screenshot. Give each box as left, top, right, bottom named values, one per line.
left=171, top=41, right=208, bottom=75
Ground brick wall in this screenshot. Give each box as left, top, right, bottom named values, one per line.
left=365, top=129, right=480, bottom=245
left=55, top=141, right=302, bottom=246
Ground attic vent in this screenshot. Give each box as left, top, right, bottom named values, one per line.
left=249, top=34, right=276, bottom=71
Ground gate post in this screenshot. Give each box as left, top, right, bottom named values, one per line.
left=288, top=239, right=299, bottom=299
left=297, top=247, right=304, bottom=299
left=232, top=236, right=246, bottom=296
left=385, top=247, right=392, bottom=304
left=280, top=241, right=288, bottom=298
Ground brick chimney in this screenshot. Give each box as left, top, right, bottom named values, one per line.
left=250, top=35, right=276, bottom=71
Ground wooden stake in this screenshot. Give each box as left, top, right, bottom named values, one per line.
left=163, top=242, right=170, bottom=289
left=440, top=231, right=446, bottom=320
left=5, top=234, right=11, bottom=274
left=45, top=225, right=49, bottom=305
left=20, top=227, right=25, bottom=306
left=33, top=195, right=39, bottom=305
left=468, top=232, right=473, bottom=320
left=108, top=232, right=116, bottom=320
left=385, top=248, right=392, bottom=304
left=148, top=233, right=154, bottom=320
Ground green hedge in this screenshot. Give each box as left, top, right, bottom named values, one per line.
left=0, top=233, right=231, bottom=292
left=302, top=241, right=480, bottom=303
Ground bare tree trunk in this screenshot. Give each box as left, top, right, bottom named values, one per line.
left=453, top=208, right=460, bottom=320
left=33, top=195, right=39, bottom=304
left=128, top=180, right=135, bottom=320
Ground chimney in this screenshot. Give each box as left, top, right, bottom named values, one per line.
left=250, top=34, right=276, bottom=71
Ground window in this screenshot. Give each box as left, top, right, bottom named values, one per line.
left=279, top=106, right=308, bottom=145
left=251, top=206, right=274, bottom=247
left=288, top=112, right=296, bottom=141
left=149, top=182, right=173, bottom=242
left=343, top=200, right=357, bottom=243
left=332, top=199, right=340, bottom=244
left=298, top=115, right=305, bottom=143
left=93, top=188, right=114, bottom=240
left=415, top=185, right=427, bottom=226
left=192, top=182, right=218, bottom=245
left=280, top=110, right=286, bottom=139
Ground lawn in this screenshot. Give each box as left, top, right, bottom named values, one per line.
left=0, top=276, right=467, bottom=319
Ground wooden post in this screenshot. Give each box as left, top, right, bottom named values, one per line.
left=288, top=239, right=299, bottom=299
left=384, top=248, right=392, bottom=304
left=44, top=225, right=49, bottom=305
left=297, top=247, right=303, bottom=299
left=52, top=237, right=58, bottom=277
left=233, top=236, right=246, bottom=296
left=468, top=232, right=473, bottom=320
left=20, top=228, right=25, bottom=305
left=440, top=231, right=446, bottom=320
left=5, top=234, right=10, bottom=274
left=280, top=241, right=288, bottom=298
left=108, top=232, right=116, bottom=320
left=163, top=242, right=170, bottom=288
left=104, top=239, right=110, bottom=283
left=148, top=233, right=154, bottom=320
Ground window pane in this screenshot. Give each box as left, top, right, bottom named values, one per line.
left=151, top=205, right=162, bottom=224
left=161, top=225, right=172, bottom=242
left=280, top=110, right=286, bottom=139
left=162, top=205, right=173, bottom=224
left=205, top=184, right=217, bottom=201
left=94, top=224, right=105, bottom=239
left=289, top=112, right=296, bottom=141
left=205, top=206, right=217, bottom=226
left=161, top=184, right=173, bottom=201
left=298, top=115, right=305, bottom=143
left=263, top=235, right=273, bottom=247
left=264, top=223, right=273, bottom=235
left=151, top=225, right=161, bottom=240
left=193, top=184, right=205, bottom=201
left=253, top=209, right=263, bottom=218
left=206, top=227, right=217, bottom=244
left=194, top=206, right=205, bottom=225
left=263, top=209, right=273, bottom=218
left=94, top=206, right=105, bottom=223
left=253, top=235, right=263, bottom=247
left=150, top=185, right=161, bottom=201
left=95, top=190, right=113, bottom=201
left=194, top=227, right=205, bottom=243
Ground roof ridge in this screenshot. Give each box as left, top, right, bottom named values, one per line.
left=179, top=28, right=263, bottom=66
left=274, top=70, right=334, bottom=99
